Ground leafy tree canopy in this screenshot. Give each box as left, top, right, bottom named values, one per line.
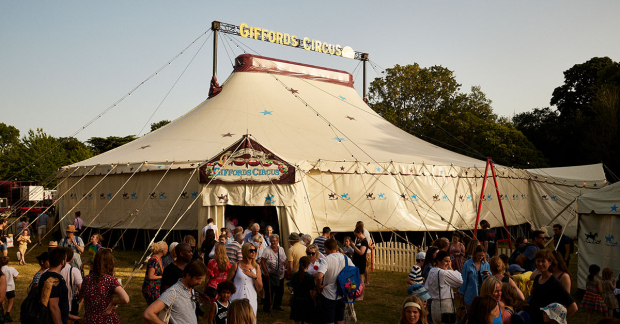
left=150, top=120, right=171, bottom=132
left=369, top=64, right=547, bottom=168
left=86, top=135, right=137, bottom=155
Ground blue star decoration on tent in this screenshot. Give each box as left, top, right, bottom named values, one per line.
left=376, top=167, right=381, bottom=172
left=378, top=193, right=386, bottom=199
left=333, top=137, right=345, bottom=142
left=338, top=95, right=346, bottom=101
left=340, top=193, right=350, bottom=200
left=260, top=110, right=273, bottom=115
left=265, top=194, right=276, bottom=204
left=612, top=204, right=619, bottom=212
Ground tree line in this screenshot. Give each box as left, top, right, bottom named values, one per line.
left=0, top=120, right=170, bottom=186
left=368, top=56, right=620, bottom=178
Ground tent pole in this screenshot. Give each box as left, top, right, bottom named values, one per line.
left=545, top=198, right=577, bottom=228
left=132, top=229, right=139, bottom=251
left=212, top=21, right=219, bottom=77
left=362, top=53, right=369, bottom=100
left=474, top=158, right=491, bottom=239
left=489, top=158, right=513, bottom=252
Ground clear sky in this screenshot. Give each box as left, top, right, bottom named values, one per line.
left=1, top=1, right=619, bottom=142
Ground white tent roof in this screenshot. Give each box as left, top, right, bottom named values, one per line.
left=577, top=180, right=620, bottom=214
left=527, top=164, right=606, bottom=182
left=72, top=54, right=485, bottom=169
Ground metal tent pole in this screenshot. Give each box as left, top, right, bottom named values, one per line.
left=212, top=21, right=219, bottom=77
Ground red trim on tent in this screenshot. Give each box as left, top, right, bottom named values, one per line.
left=234, top=54, right=354, bottom=88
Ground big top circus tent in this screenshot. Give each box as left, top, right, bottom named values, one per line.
left=53, top=52, right=608, bottom=242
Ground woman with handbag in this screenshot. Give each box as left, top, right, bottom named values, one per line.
left=228, top=242, right=263, bottom=317
left=204, top=243, right=232, bottom=304
left=260, top=234, right=286, bottom=313
left=424, top=250, right=463, bottom=324
left=142, top=241, right=167, bottom=305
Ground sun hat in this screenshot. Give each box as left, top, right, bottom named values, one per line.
left=508, top=264, right=526, bottom=273
left=48, top=241, right=58, bottom=248
left=65, top=224, right=77, bottom=232
left=541, top=303, right=567, bottom=324
left=407, top=284, right=432, bottom=302
left=288, top=232, right=300, bottom=241
left=416, top=252, right=426, bottom=261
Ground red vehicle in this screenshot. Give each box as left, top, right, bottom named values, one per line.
left=0, top=180, right=53, bottom=218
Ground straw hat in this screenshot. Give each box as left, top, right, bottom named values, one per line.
left=48, top=241, right=58, bottom=248
left=65, top=224, right=77, bottom=233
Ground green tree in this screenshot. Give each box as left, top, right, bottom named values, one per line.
left=369, top=64, right=547, bottom=168
left=150, top=120, right=171, bottom=132
left=87, top=135, right=137, bottom=155
left=0, top=123, right=20, bottom=155
left=514, top=57, right=620, bottom=174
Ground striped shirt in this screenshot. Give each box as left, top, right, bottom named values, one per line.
left=313, top=236, right=328, bottom=255
left=408, top=265, right=423, bottom=284
left=225, top=241, right=242, bottom=263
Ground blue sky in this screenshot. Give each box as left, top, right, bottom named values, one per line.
left=1, top=1, right=618, bottom=141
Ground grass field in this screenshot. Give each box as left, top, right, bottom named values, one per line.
left=8, top=243, right=611, bottom=323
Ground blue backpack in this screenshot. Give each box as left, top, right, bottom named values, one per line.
left=336, top=254, right=361, bottom=303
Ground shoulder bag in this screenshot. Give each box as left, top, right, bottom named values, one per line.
left=269, top=248, right=281, bottom=287
left=158, top=287, right=177, bottom=324
left=69, top=266, right=80, bottom=316
left=437, top=270, right=457, bottom=324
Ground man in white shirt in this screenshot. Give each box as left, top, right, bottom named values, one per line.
left=315, top=239, right=353, bottom=324
left=60, top=247, right=82, bottom=314
left=200, top=218, right=218, bottom=243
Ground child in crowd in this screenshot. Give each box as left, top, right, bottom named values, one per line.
left=407, top=252, right=425, bottom=285
left=17, top=228, right=31, bottom=265
left=288, top=256, right=316, bottom=324
left=601, top=268, right=618, bottom=319
left=0, top=256, right=18, bottom=322
left=541, top=303, right=567, bottom=324
left=398, top=295, right=428, bottom=324
left=210, top=281, right=236, bottom=324
left=581, top=264, right=608, bottom=324
left=343, top=236, right=354, bottom=258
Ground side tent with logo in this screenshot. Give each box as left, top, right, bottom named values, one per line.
left=576, top=181, right=620, bottom=289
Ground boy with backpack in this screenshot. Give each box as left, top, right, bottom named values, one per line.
left=315, top=239, right=359, bottom=324
left=21, top=248, right=69, bottom=324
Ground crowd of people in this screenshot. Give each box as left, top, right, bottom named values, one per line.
left=403, top=221, right=620, bottom=324
left=7, top=211, right=620, bottom=324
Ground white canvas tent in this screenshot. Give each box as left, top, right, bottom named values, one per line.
left=55, top=54, right=608, bottom=241
left=576, top=181, right=620, bottom=289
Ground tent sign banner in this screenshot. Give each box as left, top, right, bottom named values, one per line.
left=238, top=23, right=355, bottom=59
left=199, top=136, right=295, bottom=184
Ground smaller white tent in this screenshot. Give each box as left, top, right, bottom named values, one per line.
left=576, top=181, right=620, bottom=289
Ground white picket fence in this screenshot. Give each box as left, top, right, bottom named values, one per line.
left=373, top=242, right=513, bottom=273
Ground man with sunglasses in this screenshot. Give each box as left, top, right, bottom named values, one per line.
left=516, top=230, right=546, bottom=271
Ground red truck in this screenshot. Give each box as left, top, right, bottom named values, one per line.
left=0, top=180, right=55, bottom=218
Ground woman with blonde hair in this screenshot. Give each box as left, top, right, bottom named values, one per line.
left=480, top=276, right=503, bottom=324
left=227, top=298, right=256, bottom=324
left=488, top=256, right=524, bottom=302
left=183, top=234, right=200, bottom=260
left=305, top=244, right=323, bottom=276
left=142, top=241, right=167, bottom=305
left=205, top=243, right=232, bottom=303
left=228, top=242, right=263, bottom=317
left=399, top=295, right=428, bottom=324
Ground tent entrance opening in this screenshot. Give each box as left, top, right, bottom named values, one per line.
left=225, top=205, right=280, bottom=236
